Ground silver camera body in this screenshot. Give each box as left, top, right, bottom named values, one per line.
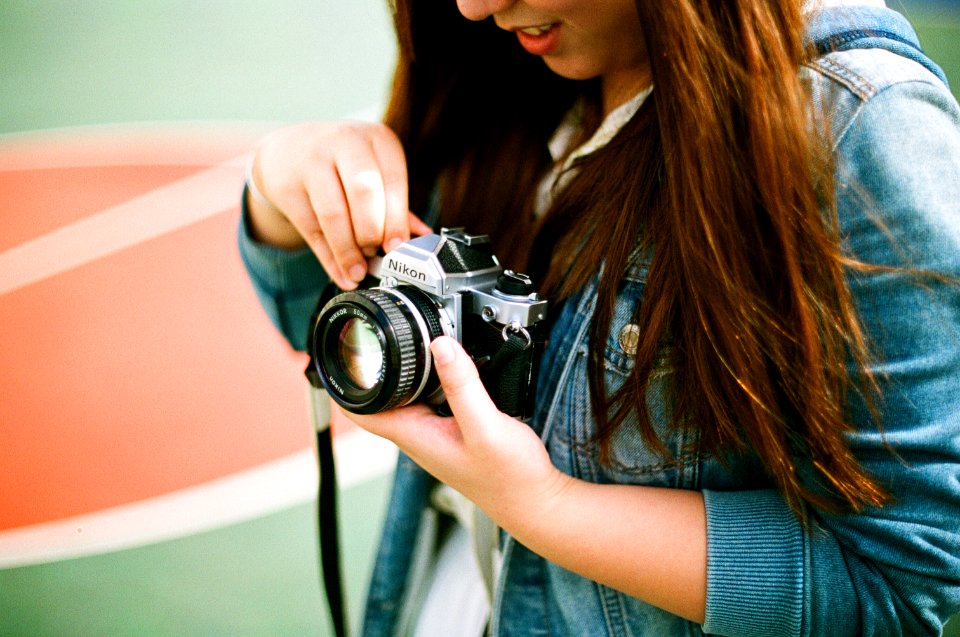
left=307, top=228, right=548, bottom=418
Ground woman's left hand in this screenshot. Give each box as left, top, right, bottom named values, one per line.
left=347, top=336, right=571, bottom=527
left=349, top=336, right=707, bottom=623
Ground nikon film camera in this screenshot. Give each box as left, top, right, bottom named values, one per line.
left=306, top=228, right=548, bottom=420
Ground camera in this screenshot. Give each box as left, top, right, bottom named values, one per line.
left=305, top=228, right=548, bottom=420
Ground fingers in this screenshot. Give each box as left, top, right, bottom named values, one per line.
left=429, top=336, right=500, bottom=434
left=252, top=121, right=428, bottom=290
left=303, top=161, right=372, bottom=289
left=313, top=124, right=421, bottom=287
left=330, top=132, right=390, bottom=254
left=350, top=171, right=388, bottom=257
left=370, top=130, right=412, bottom=253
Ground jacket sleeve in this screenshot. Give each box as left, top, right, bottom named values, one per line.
left=236, top=187, right=329, bottom=352
left=702, top=76, right=960, bottom=635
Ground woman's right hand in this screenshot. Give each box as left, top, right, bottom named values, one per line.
left=246, top=120, right=432, bottom=290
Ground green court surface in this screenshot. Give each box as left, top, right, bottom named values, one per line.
left=0, top=478, right=391, bottom=637
left=0, top=0, right=398, bottom=133
left=0, top=1, right=956, bottom=137
left=901, top=1, right=960, bottom=98
left=1, top=1, right=958, bottom=636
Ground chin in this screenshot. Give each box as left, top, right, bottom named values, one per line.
left=541, top=57, right=598, bottom=82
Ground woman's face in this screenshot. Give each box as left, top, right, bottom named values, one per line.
left=456, top=0, right=650, bottom=109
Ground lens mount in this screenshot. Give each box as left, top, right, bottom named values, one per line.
left=312, top=286, right=445, bottom=414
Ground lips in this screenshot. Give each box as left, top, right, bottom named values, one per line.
left=512, top=23, right=560, bottom=56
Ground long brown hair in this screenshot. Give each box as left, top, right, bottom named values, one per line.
left=385, top=0, right=887, bottom=514
left=384, top=0, right=578, bottom=265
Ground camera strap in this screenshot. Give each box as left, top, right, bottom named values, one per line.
left=477, top=327, right=532, bottom=372
left=308, top=386, right=348, bottom=637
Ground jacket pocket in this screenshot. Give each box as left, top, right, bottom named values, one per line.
left=548, top=263, right=699, bottom=487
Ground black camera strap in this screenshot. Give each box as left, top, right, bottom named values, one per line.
left=478, top=328, right=532, bottom=371
left=474, top=326, right=538, bottom=418
left=309, top=386, right=348, bottom=637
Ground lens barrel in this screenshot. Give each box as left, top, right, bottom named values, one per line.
left=312, top=286, right=445, bottom=414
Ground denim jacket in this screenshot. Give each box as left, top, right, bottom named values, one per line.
left=239, top=6, right=960, bottom=635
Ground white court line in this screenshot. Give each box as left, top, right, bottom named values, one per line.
left=0, top=109, right=384, bottom=297
left=0, top=154, right=247, bottom=297
left=0, top=428, right=397, bottom=569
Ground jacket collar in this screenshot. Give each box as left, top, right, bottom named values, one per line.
left=805, top=4, right=950, bottom=87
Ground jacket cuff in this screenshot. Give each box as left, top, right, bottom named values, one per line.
left=701, top=489, right=805, bottom=637
left=237, top=193, right=326, bottom=296
left=237, top=192, right=329, bottom=351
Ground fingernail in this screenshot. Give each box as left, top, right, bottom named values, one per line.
left=430, top=338, right=455, bottom=365
left=349, top=264, right=366, bottom=282
left=386, top=237, right=404, bottom=252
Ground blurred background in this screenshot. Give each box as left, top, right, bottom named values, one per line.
left=1, top=1, right=957, bottom=635
left=1, top=2, right=397, bottom=636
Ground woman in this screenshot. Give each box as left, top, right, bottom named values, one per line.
left=239, top=0, right=960, bottom=634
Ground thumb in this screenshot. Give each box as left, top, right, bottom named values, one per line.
left=430, top=336, right=499, bottom=422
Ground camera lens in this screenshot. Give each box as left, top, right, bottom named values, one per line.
left=312, top=286, right=446, bottom=414
left=337, top=317, right=383, bottom=390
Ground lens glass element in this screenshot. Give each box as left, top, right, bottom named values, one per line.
left=337, top=318, right=383, bottom=389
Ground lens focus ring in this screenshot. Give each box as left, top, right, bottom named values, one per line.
left=363, top=289, right=419, bottom=411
